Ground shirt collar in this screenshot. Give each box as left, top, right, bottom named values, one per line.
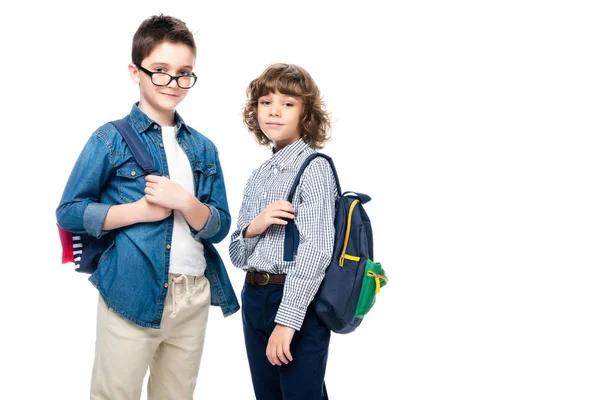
left=269, top=139, right=310, bottom=171
left=128, top=102, right=188, bottom=134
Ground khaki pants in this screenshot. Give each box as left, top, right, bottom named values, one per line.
left=90, top=274, right=210, bottom=400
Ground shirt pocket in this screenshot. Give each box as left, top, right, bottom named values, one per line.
left=193, top=162, right=216, bottom=203
left=117, top=162, right=148, bottom=203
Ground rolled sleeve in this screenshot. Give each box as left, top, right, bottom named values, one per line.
left=56, top=133, right=114, bottom=234
left=192, top=204, right=221, bottom=240
left=83, top=202, right=112, bottom=238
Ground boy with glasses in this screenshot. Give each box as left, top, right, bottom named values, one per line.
left=56, top=14, right=238, bottom=400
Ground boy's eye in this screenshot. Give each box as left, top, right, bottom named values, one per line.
left=155, top=68, right=166, bottom=73
left=284, top=103, right=294, bottom=107
left=260, top=100, right=271, bottom=105
left=179, top=71, right=191, bottom=76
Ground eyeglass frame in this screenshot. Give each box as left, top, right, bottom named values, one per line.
left=134, top=63, right=197, bottom=89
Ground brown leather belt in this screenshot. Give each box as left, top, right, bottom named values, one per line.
left=245, top=271, right=286, bottom=286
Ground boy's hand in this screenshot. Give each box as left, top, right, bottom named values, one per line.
left=266, top=324, right=295, bottom=366
left=245, top=200, right=295, bottom=238
left=144, top=175, right=193, bottom=211
left=136, top=196, right=172, bottom=222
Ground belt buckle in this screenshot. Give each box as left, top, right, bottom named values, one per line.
left=257, top=272, right=270, bottom=286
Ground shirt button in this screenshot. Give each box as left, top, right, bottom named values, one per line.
left=153, top=124, right=158, bottom=129
left=273, top=168, right=278, bottom=174
left=130, top=170, right=136, bottom=176
left=164, top=282, right=169, bottom=288
left=159, top=143, right=164, bottom=148
left=166, top=244, right=171, bottom=249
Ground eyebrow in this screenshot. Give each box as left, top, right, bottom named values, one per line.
left=149, top=62, right=194, bottom=70
left=260, top=93, right=300, bottom=100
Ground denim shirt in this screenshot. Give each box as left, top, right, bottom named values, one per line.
left=56, top=103, right=240, bottom=328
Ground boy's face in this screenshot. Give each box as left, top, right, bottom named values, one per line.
left=257, top=90, right=303, bottom=151
left=130, top=41, right=196, bottom=117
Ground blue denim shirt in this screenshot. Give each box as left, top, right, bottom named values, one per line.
left=56, top=103, right=240, bottom=328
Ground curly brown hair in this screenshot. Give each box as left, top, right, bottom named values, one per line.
left=243, top=63, right=331, bottom=150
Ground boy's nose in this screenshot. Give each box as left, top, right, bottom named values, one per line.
left=167, top=78, right=178, bottom=88
left=269, top=107, right=280, bottom=117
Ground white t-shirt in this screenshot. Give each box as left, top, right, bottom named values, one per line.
left=161, top=126, right=206, bottom=276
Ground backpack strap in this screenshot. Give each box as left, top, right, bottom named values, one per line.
left=285, top=153, right=341, bottom=202
left=110, top=119, right=159, bottom=175
left=342, top=191, right=371, bottom=204
left=283, top=153, right=342, bottom=261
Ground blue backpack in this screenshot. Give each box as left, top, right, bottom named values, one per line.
left=58, top=119, right=159, bottom=273
left=283, top=153, right=388, bottom=334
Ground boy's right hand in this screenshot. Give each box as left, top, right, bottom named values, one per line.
left=245, top=200, right=295, bottom=238
left=136, top=196, right=173, bottom=223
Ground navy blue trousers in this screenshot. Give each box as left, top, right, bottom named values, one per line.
left=242, top=283, right=331, bottom=400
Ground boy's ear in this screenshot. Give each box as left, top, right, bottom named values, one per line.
left=128, top=63, right=141, bottom=84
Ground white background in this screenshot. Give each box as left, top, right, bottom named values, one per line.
left=2, top=1, right=599, bottom=399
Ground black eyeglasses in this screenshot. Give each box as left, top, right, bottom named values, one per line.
left=135, top=63, right=197, bottom=89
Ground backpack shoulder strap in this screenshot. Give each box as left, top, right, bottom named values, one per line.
left=283, top=152, right=341, bottom=261
left=285, top=153, right=342, bottom=202
left=110, top=119, right=159, bottom=175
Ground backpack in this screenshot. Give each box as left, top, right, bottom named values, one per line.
left=58, top=119, right=159, bottom=273
left=283, top=153, right=388, bottom=334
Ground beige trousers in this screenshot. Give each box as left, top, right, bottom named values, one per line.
left=90, top=274, right=210, bottom=400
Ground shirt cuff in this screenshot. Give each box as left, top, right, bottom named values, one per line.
left=83, top=202, right=111, bottom=238
left=275, top=303, right=307, bottom=331
left=242, top=232, right=260, bottom=251
left=238, top=225, right=261, bottom=256
left=192, top=204, right=221, bottom=240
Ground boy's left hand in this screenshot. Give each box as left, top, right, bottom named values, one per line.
left=144, top=175, right=192, bottom=211
left=266, top=324, right=295, bottom=366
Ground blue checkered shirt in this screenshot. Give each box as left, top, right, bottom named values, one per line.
left=229, top=139, right=337, bottom=330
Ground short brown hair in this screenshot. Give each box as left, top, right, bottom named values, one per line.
left=243, top=63, right=331, bottom=150
left=132, top=14, right=196, bottom=65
